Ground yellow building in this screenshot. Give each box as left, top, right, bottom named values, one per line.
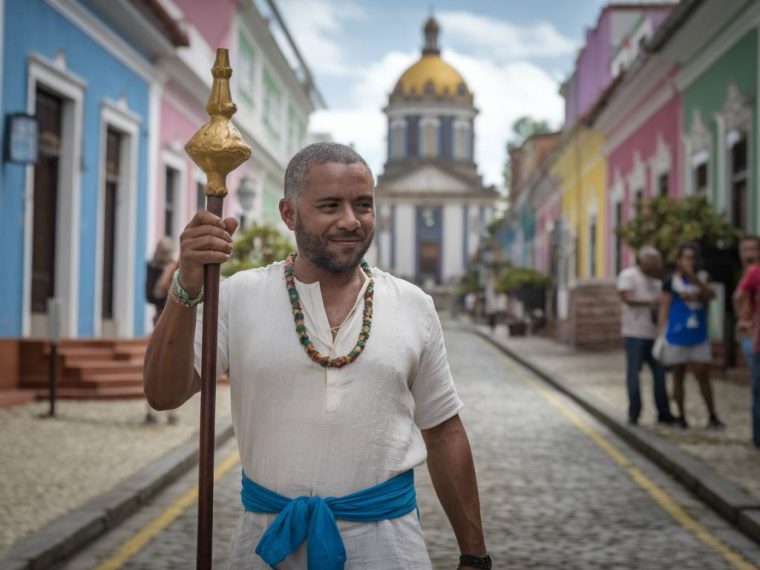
left=551, top=125, right=607, bottom=282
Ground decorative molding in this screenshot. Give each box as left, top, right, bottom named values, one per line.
left=648, top=133, right=672, bottom=191
left=720, top=83, right=753, bottom=135
left=94, top=99, right=141, bottom=338
left=24, top=52, right=85, bottom=337
left=626, top=152, right=647, bottom=195
left=688, top=109, right=711, bottom=155
left=44, top=0, right=159, bottom=82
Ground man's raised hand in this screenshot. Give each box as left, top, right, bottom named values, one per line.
left=178, top=211, right=238, bottom=296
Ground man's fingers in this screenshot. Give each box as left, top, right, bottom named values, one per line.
left=185, top=210, right=225, bottom=229
left=181, top=224, right=233, bottom=244
left=223, top=217, right=239, bottom=236
left=183, top=235, right=234, bottom=255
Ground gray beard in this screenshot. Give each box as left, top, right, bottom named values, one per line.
left=294, top=218, right=374, bottom=274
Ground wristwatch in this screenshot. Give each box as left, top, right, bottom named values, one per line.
left=459, top=553, right=492, bottom=569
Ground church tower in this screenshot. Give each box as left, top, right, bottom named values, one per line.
left=374, top=17, right=497, bottom=288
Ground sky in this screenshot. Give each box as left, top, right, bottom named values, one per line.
left=276, top=0, right=610, bottom=188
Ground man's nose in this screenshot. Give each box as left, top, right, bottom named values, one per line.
left=337, top=205, right=361, bottom=231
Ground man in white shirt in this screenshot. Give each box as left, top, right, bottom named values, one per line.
left=617, top=246, right=674, bottom=426
left=144, top=143, right=489, bottom=569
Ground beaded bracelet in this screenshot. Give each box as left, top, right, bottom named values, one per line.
left=171, top=269, right=204, bottom=308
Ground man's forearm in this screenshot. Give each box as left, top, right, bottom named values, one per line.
left=144, top=298, right=200, bottom=410
left=423, top=415, right=486, bottom=555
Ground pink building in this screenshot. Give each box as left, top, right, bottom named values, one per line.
left=597, top=69, right=683, bottom=276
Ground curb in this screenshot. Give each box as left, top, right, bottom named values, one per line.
left=471, top=325, right=760, bottom=545
left=1, top=420, right=235, bottom=570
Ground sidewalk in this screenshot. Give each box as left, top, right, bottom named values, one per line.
left=473, top=323, right=760, bottom=541
left=0, top=386, right=232, bottom=564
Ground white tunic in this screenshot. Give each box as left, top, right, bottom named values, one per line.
left=193, top=262, right=463, bottom=569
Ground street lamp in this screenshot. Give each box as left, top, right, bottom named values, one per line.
left=237, top=175, right=257, bottom=230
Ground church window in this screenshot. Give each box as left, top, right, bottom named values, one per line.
left=421, top=119, right=439, bottom=157
left=391, top=120, right=406, bottom=159
left=454, top=121, right=469, bottom=160
left=424, top=81, right=435, bottom=96
left=457, top=82, right=467, bottom=96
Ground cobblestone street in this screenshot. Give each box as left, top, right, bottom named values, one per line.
left=62, top=322, right=760, bottom=569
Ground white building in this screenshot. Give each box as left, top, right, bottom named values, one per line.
left=373, top=17, right=497, bottom=287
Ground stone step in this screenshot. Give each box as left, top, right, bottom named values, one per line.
left=33, top=385, right=146, bottom=400
left=0, top=389, right=36, bottom=409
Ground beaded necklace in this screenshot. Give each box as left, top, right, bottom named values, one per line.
left=284, top=252, right=373, bottom=368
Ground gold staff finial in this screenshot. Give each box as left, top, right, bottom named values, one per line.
left=185, top=48, right=252, bottom=198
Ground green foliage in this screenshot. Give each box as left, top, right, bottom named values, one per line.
left=496, top=266, right=549, bottom=293
left=221, top=221, right=295, bottom=277
left=616, top=195, right=741, bottom=262
left=509, top=116, right=552, bottom=146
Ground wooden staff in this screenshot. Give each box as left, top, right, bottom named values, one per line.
left=185, top=48, right=251, bottom=570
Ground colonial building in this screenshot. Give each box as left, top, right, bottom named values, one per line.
left=373, top=17, right=497, bottom=287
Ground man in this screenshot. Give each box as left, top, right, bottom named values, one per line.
left=734, top=236, right=760, bottom=366
left=144, top=143, right=490, bottom=569
left=736, top=236, right=760, bottom=449
left=617, top=246, right=673, bottom=426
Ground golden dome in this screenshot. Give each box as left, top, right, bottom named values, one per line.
left=390, top=17, right=472, bottom=104
left=394, top=54, right=470, bottom=99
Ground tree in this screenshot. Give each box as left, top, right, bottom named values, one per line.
left=221, top=221, right=295, bottom=277
left=616, top=195, right=741, bottom=262
left=509, top=116, right=552, bottom=147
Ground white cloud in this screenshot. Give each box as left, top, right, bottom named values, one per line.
left=437, top=10, right=577, bottom=60
left=310, top=48, right=564, bottom=187
left=277, top=0, right=365, bottom=76
left=446, top=50, right=564, bottom=185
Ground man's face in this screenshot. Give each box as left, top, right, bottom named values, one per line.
left=281, top=162, right=375, bottom=274
left=740, top=239, right=760, bottom=267
left=679, top=248, right=697, bottom=273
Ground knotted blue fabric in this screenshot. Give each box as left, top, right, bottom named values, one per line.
left=241, top=470, right=417, bottom=569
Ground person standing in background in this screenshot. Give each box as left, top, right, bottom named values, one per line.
left=145, top=237, right=179, bottom=425
left=734, top=237, right=760, bottom=368
left=736, top=237, right=760, bottom=449
left=617, top=246, right=673, bottom=426
left=658, top=243, right=723, bottom=430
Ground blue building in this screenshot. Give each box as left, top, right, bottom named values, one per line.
left=0, top=0, right=186, bottom=341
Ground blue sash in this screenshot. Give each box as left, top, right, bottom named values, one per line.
left=241, top=469, right=417, bottom=570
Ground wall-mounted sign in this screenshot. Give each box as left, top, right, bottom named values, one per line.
left=6, top=113, right=39, bottom=164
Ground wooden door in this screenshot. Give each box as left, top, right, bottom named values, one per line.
left=101, top=128, right=122, bottom=326
left=31, top=89, right=63, bottom=318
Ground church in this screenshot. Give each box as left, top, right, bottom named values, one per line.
left=372, top=17, right=498, bottom=288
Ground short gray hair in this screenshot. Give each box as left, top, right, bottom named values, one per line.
left=284, top=142, right=374, bottom=199
left=637, top=245, right=661, bottom=262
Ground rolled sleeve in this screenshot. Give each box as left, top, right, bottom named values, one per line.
left=410, top=296, right=463, bottom=430
left=193, top=277, right=230, bottom=379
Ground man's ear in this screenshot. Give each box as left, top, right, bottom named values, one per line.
left=279, top=198, right=296, bottom=231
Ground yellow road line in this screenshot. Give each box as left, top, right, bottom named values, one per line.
left=486, top=341, right=757, bottom=570
left=93, top=449, right=240, bottom=570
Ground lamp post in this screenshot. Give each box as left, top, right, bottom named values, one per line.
left=237, top=175, right=257, bottom=230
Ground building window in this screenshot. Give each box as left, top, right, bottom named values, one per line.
left=421, top=120, right=438, bottom=157
left=657, top=173, right=669, bottom=197
left=694, top=161, right=708, bottom=196
left=454, top=121, right=469, bottom=160
left=287, top=105, right=303, bottom=155
left=391, top=121, right=405, bottom=159
left=730, top=134, right=749, bottom=231
left=262, top=69, right=281, bottom=139
left=164, top=166, right=179, bottom=238
left=237, top=31, right=256, bottom=105
left=633, top=188, right=644, bottom=214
